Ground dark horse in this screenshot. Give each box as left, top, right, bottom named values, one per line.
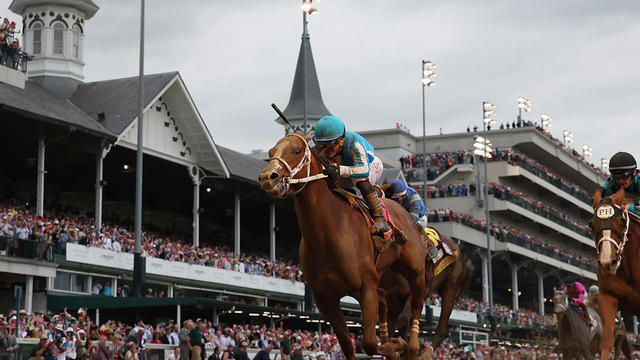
left=591, top=188, right=640, bottom=359
left=259, top=134, right=427, bottom=360
left=377, top=232, right=467, bottom=358
left=553, top=288, right=602, bottom=360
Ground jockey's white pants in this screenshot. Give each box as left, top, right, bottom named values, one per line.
left=338, top=155, right=384, bottom=188
left=417, top=215, right=428, bottom=228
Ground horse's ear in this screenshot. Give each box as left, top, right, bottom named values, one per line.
left=593, top=189, right=602, bottom=210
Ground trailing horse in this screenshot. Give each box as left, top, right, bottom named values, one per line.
left=591, top=188, right=640, bottom=359
left=259, top=134, right=426, bottom=360
left=553, top=288, right=602, bottom=360
left=377, top=230, right=468, bottom=357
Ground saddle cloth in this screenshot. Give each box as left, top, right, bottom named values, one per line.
left=423, top=227, right=458, bottom=276
left=331, top=187, right=405, bottom=250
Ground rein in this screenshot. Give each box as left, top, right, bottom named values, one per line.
left=596, top=204, right=630, bottom=261
left=269, top=133, right=328, bottom=194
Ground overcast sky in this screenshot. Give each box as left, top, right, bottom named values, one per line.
left=3, top=0, right=639, bottom=163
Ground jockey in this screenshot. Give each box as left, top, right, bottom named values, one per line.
left=562, top=277, right=590, bottom=325
left=586, top=285, right=599, bottom=310
left=598, top=151, right=640, bottom=216
left=314, top=116, right=391, bottom=234
left=386, top=179, right=427, bottom=228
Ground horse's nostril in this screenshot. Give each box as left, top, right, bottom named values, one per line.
left=270, top=172, right=279, bottom=180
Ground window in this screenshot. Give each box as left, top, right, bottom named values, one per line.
left=53, top=22, right=64, bottom=55
left=54, top=272, right=88, bottom=293
left=72, top=25, right=80, bottom=59
left=32, top=22, right=42, bottom=54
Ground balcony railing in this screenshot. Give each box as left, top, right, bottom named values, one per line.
left=0, top=44, right=29, bottom=73
left=0, top=235, right=53, bottom=261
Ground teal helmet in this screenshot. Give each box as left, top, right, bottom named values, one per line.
left=314, top=116, right=345, bottom=142
left=588, top=285, right=599, bottom=295
left=388, top=179, right=408, bottom=199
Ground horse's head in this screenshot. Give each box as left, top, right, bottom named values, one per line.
left=590, top=188, right=632, bottom=275
left=259, top=133, right=317, bottom=199
left=553, top=287, right=569, bottom=317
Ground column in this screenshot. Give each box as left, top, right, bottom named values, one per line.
left=633, top=315, right=638, bottom=335
left=95, top=308, right=100, bottom=327
left=511, top=264, right=519, bottom=310
left=176, top=305, right=181, bottom=327
left=112, top=278, right=118, bottom=297
left=270, top=204, right=276, bottom=262
left=536, top=270, right=544, bottom=315
left=36, top=136, right=45, bottom=217
left=193, top=182, right=200, bottom=247
left=95, top=153, right=104, bottom=229
left=167, top=284, right=174, bottom=298
left=234, top=193, right=241, bottom=255
left=213, top=308, right=219, bottom=325
left=479, top=252, right=489, bottom=303
left=25, top=275, right=33, bottom=314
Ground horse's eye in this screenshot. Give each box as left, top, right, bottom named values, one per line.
left=295, top=149, right=301, bottom=155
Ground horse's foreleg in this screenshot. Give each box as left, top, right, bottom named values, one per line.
left=598, top=292, right=619, bottom=360
left=315, top=296, right=355, bottom=360
left=432, top=285, right=457, bottom=350
left=407, top=271, right=426, bottom=360
left=359, top=283, right=381, bottom=356
left=377, top=288, right=389, bottom=344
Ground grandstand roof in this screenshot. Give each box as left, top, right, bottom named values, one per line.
left=218, top=146, right=267, bottom=184
left=70, top=72, right=178, bottom=136
left=0, top=80, right=115, bottom=139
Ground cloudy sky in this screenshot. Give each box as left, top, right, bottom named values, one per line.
left=3, top=0, right=639, bottom=163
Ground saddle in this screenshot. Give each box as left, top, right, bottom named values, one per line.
left=421, top=226, right=458, bottom=276
left=571, top=303, right=596, bottom=332
left=332, top=187, right=407, bottom=253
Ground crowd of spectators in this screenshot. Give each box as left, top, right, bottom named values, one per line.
left=0, top=205, right=303, bottom=283
left=0, top=17, right=23, bottom=70
left=427, top=209, right=596, bottom=271
left=488, top=183, right=592, bottom=238
left=425, top=184, right=474, bottom=199
left=400, top=148, right=593, bottom=207
left=448, top=297, right=554, bottom=329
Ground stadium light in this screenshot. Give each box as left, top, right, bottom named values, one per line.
left=421, top=60, right=436, bottom=202
left=562, top=130, right=574, bottom=145
left=483, top=102, right=496, bottom=126
left=582, top=144, right=593, bottom=158
left=540, top=114, right=552, bottom=129
left=601, top=158, right=609, bottom=171
left=517, top=96, right=531, bottom=126
left=123, top=164, right=129, bottom=170
left=422, top=61, right=436, bottom=87
left=206, top=187, right=212, bottom=193
left=301, top=0, right=318, bottom=14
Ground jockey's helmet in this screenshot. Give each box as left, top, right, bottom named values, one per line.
left=609, top=152, right=637, bottom=181
left=314, top=116, right=345, bottom=142
left=588, top=285, right=599, bottom=295
left=388, top=179, right=408, bottom=199
left=563, top=276, right=577, bottom=287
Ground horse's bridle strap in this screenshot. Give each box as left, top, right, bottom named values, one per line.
left=269, top=133, right=327, bottom=194
left=596, top=205, right=630, bottom=256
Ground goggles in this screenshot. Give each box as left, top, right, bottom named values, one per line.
left=612, top=169, right=634, bottom=182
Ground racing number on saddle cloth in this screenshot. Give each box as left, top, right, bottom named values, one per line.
left=597, top=205, right=615, bottom=219
left=423, top=227, right=440, bottom=247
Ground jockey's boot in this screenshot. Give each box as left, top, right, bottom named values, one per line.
left=357, top=180, right=391, bottom=234
left=579, top=303, right=592, bottom=329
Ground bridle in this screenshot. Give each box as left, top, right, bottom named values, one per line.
left=553, top=290, right=569, bottom=314
left=595, top=202, right=630, bottom=263
left=269, top=133, right=328, bottom=194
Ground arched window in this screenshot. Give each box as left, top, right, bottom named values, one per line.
left=72, top=25, right=80, bottom=59
left=32, top=22, right=42, bottom=55
left=53, top=22, right=64, bottom=55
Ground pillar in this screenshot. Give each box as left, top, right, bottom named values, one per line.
left=634, top=315, right=638, bottom=335
left=193, top=182, right=200, bottom=247
left=480, top=252, right=489, bottom=303
left=234, top=193, right=241, bottom=255
left=536, top=270, right=544, bottom=315
left=36, top=136, right=45, bottom=217
left=213, top=308, right=219, bottom=325
left=95, top=153, right=104, bottom=229
left=176, top=305, right=181, bottom=326
left=167, top=284, right=174, bottom=298
left=270, top=203, right=276, bottom=262
left=511, top=264, right=519, bottom=310
left=25, top=275, right=33, bottom=314
left=95, top=308, right=100, bottom=327
left=112, top=278, right=118, bottom=297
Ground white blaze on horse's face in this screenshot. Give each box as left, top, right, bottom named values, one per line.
left=598, top=229, right=619, bottom=274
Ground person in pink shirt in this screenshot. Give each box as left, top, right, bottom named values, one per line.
left=562, top=277, right=590, bottom=326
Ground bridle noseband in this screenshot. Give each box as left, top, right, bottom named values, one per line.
left=269, top=133, right=327, bottom=194
left=595, top=202, right=630, bottom=262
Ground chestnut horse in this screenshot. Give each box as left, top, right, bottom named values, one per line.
left=591, top=188, right=640, bottom=359
left=259, top=134, right=426, bottom=360
left=377, top=234, right=468, bottom=354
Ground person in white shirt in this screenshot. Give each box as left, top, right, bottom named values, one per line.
left=65, top=329, right=77, bottom=360
left=112, top=240, right=122, bottom=253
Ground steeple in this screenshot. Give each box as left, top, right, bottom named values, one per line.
left=276, top=17, right=331, bottom=136
left=10, top=0, right=99, bottom=97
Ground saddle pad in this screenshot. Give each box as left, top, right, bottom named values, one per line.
left=423, top=227, right=458, bottom=276
left=332, top=187, right=398, bottom=241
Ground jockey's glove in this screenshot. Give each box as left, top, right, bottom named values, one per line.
left=323, top=163, right=340, bottom=179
